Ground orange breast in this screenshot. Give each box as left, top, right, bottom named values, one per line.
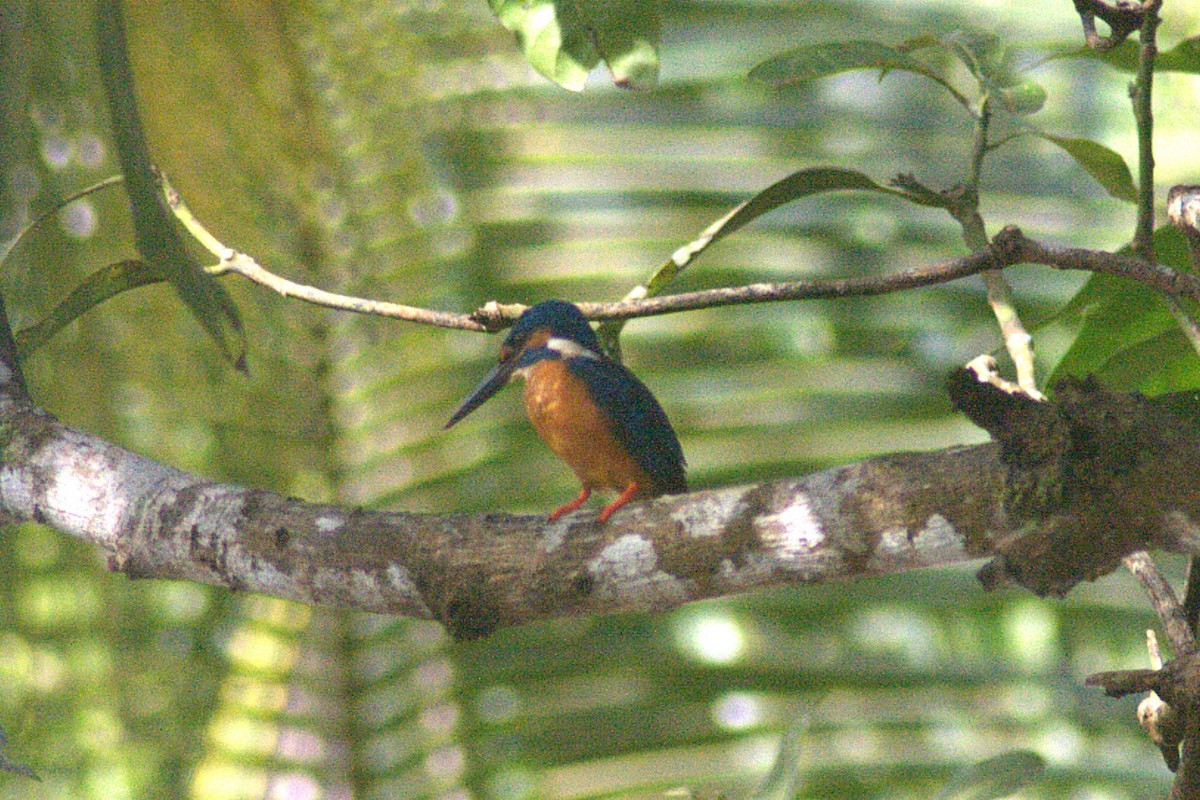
left=523, top=359, right=653, bottom=496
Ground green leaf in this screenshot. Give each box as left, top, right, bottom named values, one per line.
left=940, top=30, right=1019, bottom=88
left=487, top=0, right=660, bottom=91
left=598, top=166, right=914, bottom=356
left=1039, top=135, right=1137, bottom=203
left=1048, top=225, right=1200, bottom=393
left=599, top=166, right=904, bottom=352
left=1054, top=36, right=1200, bottom=74
left=1095, top=328, right=1200, bottom=395
left=94, top=0, right=246, bottom=371
left=995, top=80, right=1046, bottom=115
left=1160, top=36, right=1200, bottom=73
left=932, top=750, right=1045, bottom=800
left=749, top=40, right=970, bottom=109
left=666, top=166, right=906, bottom=272
left=15, top=260, right=167, bottom=359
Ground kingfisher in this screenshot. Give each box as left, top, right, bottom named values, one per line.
left=446, top=299, right=687, bottom=522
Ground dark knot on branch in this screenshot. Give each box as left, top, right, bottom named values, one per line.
left=948, top=367, right=1200, bottom=597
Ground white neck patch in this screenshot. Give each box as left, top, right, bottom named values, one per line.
left=546, top=337, right=600, bottom=360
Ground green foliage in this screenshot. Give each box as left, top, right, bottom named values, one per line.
left=1036, top=136, right=1137, bottom=203
left=1048, top=226, right=1200, bottom=393
left=749, top=40, right=972, bottom=108
left=1, top=0, right=1198, bottom=799
left=93, top=0, right=246, bottom=371
left=487, top=0, right=661, bottom=90
left=1074, top=34, right=1200, bottom=73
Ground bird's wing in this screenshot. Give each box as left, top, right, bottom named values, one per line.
left=567, top=356, right=687, bottom=494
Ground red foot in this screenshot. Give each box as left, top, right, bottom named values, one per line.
left=549, top=488, right=591, bottom=520
left=598, top=482, right=642, bottom=523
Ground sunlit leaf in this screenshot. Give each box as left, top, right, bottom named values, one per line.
left=487, top=0, right=660, bottom=90
left=749, top=40, right=970, bottom=108
left=1039, top=135, right=1137, bottom=203
left=932, top=750, right=1045, bottom=800
left=667, top=166, right=906, bottom=272
left=1048, top=225, right=1200, bottom=392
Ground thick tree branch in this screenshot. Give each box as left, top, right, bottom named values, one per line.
left=3, top=355, right=1200, bottom=641
left=0, top=374, right=1003, bottom=639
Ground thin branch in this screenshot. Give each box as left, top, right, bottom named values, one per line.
left=0, top=175, right=125, bottom=265
left=576, top=249, right=999, bottom=319
left=23, top=180, right=1200, bottom=360
left=159, top=174, right=490, bottom=333
left=0, top=287, right=27, bottom=398
left=980, top=275, right=1041, bottom=399
left=1130, top=0, right=1161, bottom=261
left=220, top=250, right=488, bottom=331
left=1123, top=551, right=1195, bottom=655
left=164, top=172, right=1200, bottom=322
left=953, top=97, right=1042, bottom=398
left=150, top=170, right=1200, bottom=339
left=998, top=229, right=1200, bottom=302
left=1073, top=0, right=1146, bottom=50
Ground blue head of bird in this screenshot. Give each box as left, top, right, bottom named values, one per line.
left=445, top=299, right=604, bottom=428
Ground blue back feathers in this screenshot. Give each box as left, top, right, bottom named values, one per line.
left=568, top=355, right=688, bottom=495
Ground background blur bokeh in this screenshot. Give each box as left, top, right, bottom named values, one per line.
left=2, top=0, right=1199, bottom=798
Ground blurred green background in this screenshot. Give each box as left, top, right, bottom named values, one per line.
left=2, top=0, right=1199, bottom=798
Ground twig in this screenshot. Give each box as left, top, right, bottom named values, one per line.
left=1130, top=0, right=1161, bottom=261
left=0, top=175, right=125, bottom=265
left=1073, top=0, right=1146, bottom=50
left=954, top=98, right=1042, bottom=399
left=1184, top=559, right=1200, bottom=638
left=158, top=173, right=1200, bottom=333
left=159, top=173, right=489, bottom=333
left=997, top=230, right=1200, bottom=302
left=1123, top=551, right=1194, bottom=655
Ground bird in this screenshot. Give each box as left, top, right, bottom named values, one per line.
left=446, top=299, right=686, bottom=522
